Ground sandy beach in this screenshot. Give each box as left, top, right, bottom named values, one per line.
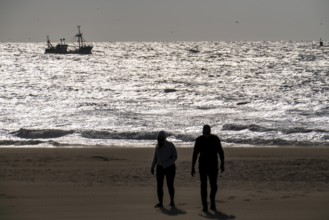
left=0, top=146, right=328, bottom=220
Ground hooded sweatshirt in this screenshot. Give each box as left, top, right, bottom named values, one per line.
left=152, top=131, right=177, bottom=169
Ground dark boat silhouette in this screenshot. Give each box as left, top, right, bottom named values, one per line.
left=45, top=26, right=93, bottom=54
left=188, top=46, right=200, bottom=53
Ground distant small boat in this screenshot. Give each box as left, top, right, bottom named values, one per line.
left=188, top=46, right=200, bottom=53
left=45, top=26, right=93, bottom=54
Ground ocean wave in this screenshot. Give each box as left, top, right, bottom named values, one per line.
left=222, top=137, right=328, bottom=146
left=81, top=130, right=197, bottom=142
left=80, top=130, right=158, bottom=140
left=222, top=124, right=274, bottom=132
left=10, top=128, right=197, bottom=142
left=298, top=54, right=317, bottom=61
left=5, top=134, right=329, bottom=147
left=8, top=128, right=328, bottom=147
left=11, top=128, right=74, bottom=139
left=0, top=140, right=60, bottom=146
left=222, top=124, right=328, bottom=134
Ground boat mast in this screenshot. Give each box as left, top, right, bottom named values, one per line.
left=47, top=35, right=53, bottom=48
left=76, top=25, right=82, bottom=48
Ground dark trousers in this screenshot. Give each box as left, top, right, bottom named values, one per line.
left=199, top=167, right=218, bottom=208
left=156, top=164, right=176, bottom=204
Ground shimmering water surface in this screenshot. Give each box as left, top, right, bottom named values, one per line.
left=0, top=41, right=328, bottom=147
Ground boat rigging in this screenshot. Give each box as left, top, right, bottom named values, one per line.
left=45, top=26, right=93, bottom=54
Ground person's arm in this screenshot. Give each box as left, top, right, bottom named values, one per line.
left=151, top=148, right=157, bottom=175
left=217, top=138, right=225, bottom=173
left=191, top=139, right=200, bottom=177
left=170, top=143, right=177, bottom=163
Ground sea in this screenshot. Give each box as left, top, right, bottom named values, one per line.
left=0, top=41, right=328, bottom=148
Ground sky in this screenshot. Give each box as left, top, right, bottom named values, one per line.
left=0, top=0, right=328, bottom=42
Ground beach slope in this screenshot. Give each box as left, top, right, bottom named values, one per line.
left=1, top=147, right=328, bottom=220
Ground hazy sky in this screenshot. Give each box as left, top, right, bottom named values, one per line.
left=1, top=0, right=328, bottom=42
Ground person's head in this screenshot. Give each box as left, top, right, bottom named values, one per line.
left=157, top=130, right=167, bottom=147
left=202, top=125, right=211, bottom=136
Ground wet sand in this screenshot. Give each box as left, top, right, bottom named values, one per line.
left=0, top=146, right=328, bottom=220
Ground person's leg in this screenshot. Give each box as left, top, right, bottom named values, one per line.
left=156, top=165, right=165, bottom=207
left=199, top=168, right=208, bottom=211
left=209, top=168, right=218, bottom=210
left=165, top=164, right=176, bottom=206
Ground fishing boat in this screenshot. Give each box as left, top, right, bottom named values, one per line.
left=45, top=26, right=93, bottom=54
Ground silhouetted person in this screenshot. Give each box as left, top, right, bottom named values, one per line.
left=191, top=125, right=225, bottom=212
left=151, top=130, right=177, bottom=208
left=320, top=38, right=323, bottom=47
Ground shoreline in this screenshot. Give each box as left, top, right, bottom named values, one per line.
left=1, top=142, right=329, bottom=148
left=1, top=146, right=328, bottom=219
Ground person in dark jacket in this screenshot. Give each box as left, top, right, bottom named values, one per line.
left=151, top=130, right=177, bottom=208
left=191, top=125, right=225, bottom=212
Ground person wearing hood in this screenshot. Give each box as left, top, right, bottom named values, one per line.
left=151, top=130, right=177, bottom=208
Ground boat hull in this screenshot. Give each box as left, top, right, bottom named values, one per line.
left=45, top=46, right=93, bottom=54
